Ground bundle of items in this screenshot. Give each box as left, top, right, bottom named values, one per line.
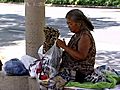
left=3, top=58, right=29, bottom=76
left=65, top=65, right=120, bottom=90
left=43, top=26, right=60, bottom=54
left=29, top=42, right=62, bottom=89
left=29, top=26, right=62, bottom=89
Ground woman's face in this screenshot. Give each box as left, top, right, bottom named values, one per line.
left=66, top=17, right=80, bottom=33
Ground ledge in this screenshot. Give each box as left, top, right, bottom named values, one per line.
left=0, top=71, right=39, bottom=90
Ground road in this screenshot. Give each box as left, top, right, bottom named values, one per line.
left=0, top=3, right=120, bottom=71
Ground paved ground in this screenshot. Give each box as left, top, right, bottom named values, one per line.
left=0, top=3, right=120, bottom=71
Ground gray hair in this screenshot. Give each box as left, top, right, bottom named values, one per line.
left=65, top=9, right=94, bottom=31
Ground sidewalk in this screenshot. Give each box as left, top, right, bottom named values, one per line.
left=0, top=3, right=120, bottom=71
left=0, top=40, right=25, bottom=64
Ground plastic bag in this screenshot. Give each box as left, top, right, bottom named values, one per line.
left=29, top=42, right=63, bottom=89
left=20, top=55, right=37, bottom=70
left=38, top=42, right=62, bottom=77
left=29, top=59, right=43, bottom=78
left=28, top=42, right=63, bottom=89
left=44, top=42, right=62, bottom=71
left=3, top=58, right=29, bottom=76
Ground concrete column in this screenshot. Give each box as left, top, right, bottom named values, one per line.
left=0, top=73, right=29, bottom=90
left=28, top=77, right=40, bottom=90
left=0, top=72, right=40, bottom=90
left=25, top=0, right=45, bottom=59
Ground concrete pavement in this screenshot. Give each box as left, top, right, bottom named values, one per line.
left=0, top=3, right=120, bottom=71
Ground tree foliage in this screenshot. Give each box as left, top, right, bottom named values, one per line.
left=46, top=0, right=120, bottom=7
left=0, top=0, right=120, bottom=7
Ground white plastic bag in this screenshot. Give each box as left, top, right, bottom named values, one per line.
left=38, top=42, right=63, bottom=78
left=45, top=43, right=62, bottom=71
left=20, top=55, right=37, bottom=70
left=29, top=59, right=43, bottom=78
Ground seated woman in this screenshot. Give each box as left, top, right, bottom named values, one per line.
left=56, top=9, right=96, bottom=86
left=41, top=9, right=96, bottom=90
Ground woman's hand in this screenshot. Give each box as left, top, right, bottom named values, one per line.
left=56, top=39, right=66, bottom=49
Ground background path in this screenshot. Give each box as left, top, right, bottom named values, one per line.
left=0, top=3, right=120, bottom=71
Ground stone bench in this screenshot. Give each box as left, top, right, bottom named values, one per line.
left=0, top=72, right=39, bottom=90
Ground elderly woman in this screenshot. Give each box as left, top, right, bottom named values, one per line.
left=44, top=9, right=96, bottom=90
left=56, top=9, right=96, bottom=83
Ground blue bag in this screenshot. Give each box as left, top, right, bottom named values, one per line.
left=4, top=58, right=29, bottom=76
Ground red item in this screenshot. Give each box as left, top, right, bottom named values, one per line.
left=36, top=68, right=42, bottom=74
left=40, top=75, right=48, bottom=80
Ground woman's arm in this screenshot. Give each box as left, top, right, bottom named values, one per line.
left=56, top=33, right=91, bottom=60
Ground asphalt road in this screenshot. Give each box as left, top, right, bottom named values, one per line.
left=0, top=3, right=120, bottom=71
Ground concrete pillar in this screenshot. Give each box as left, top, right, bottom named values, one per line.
left=25, top=0, right=45, bottom=59
left=0, top=72, right=40, bottom=90
left=0, top=73, right=29, bottom=90
left=28, top=77, right=40, bottom=90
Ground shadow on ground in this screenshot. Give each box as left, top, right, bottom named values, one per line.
left=0, top=14, right=120, bottom=46
left=0, top=14, right=25, bottom=46
left=0, top=13, right=120, bottom=69
left=96, top=50, right=120, bottom=71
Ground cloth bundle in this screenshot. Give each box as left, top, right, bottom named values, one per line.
left=29, top=42, right=63, bottom=90
left=65, top=65, right=120, bottom=89
left=43, top=26, right=60, bottom=54
left=4, top=58, right=29, bottom=76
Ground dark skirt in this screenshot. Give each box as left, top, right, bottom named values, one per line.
left=75, top=71, right=87, bottom=83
